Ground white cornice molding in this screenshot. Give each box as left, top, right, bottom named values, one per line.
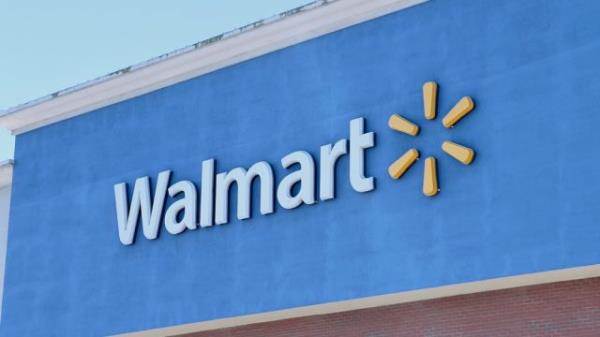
left=0, top=161, right=13, bottom=189
left=0, top=0, right=428, bottom=135
left=113, top=264, right=600, bottom=336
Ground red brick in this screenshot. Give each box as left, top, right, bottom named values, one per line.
left=181, top=277, right=600, bottom=337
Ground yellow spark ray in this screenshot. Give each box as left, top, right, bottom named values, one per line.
left=388, top=114, right=420, bottom=136
left=422, top=157, right=438, bottom=197
left=442, top=141, right=475, bottom=165
left=423, top=81, right=438, bottom=120
left=388, top=148, right=419, bottom=179
left=442, top=96, right=474, bottom=128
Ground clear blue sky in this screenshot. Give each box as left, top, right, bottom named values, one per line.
left=0, top=0, right=309, bottom=161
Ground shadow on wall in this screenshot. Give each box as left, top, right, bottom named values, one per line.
left=0, top=129, right=14, bottom=161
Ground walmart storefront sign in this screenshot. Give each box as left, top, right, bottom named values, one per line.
left=114, top=81, right=477, bottom=246
left=114, top=117, right=375, bottom=245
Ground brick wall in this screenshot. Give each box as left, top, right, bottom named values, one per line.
left=181, top=277, right=600, bottom=337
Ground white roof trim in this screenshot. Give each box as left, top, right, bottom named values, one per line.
left=0, top=161, right=13, bottom=189
left=0, top=0, right=428, bottom=135
left=114, top=264, right=600, bottom=336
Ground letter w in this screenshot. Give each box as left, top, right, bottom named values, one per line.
left=113, top=170, right=171, bottom=245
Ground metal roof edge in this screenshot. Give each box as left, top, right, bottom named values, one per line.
left=0, top=1, right=332, bottom=118
left=0, top=0, right=428, bottom=134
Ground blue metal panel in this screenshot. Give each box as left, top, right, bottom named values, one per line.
left=3, top=0, right=600, bottom=335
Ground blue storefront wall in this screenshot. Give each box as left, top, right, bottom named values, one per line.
left=3, top=0, right=600, bottom=335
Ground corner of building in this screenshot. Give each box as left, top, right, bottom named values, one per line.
left=0, top=159, right=13, bottom=322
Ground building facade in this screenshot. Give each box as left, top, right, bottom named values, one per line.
left=1, top=0, right=600, bottom=335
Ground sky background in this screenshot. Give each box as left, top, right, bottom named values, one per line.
left=0, top=0, right=310, bottom=161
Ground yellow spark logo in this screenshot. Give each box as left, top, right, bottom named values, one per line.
left=387, top=81, right=476, bottom=197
